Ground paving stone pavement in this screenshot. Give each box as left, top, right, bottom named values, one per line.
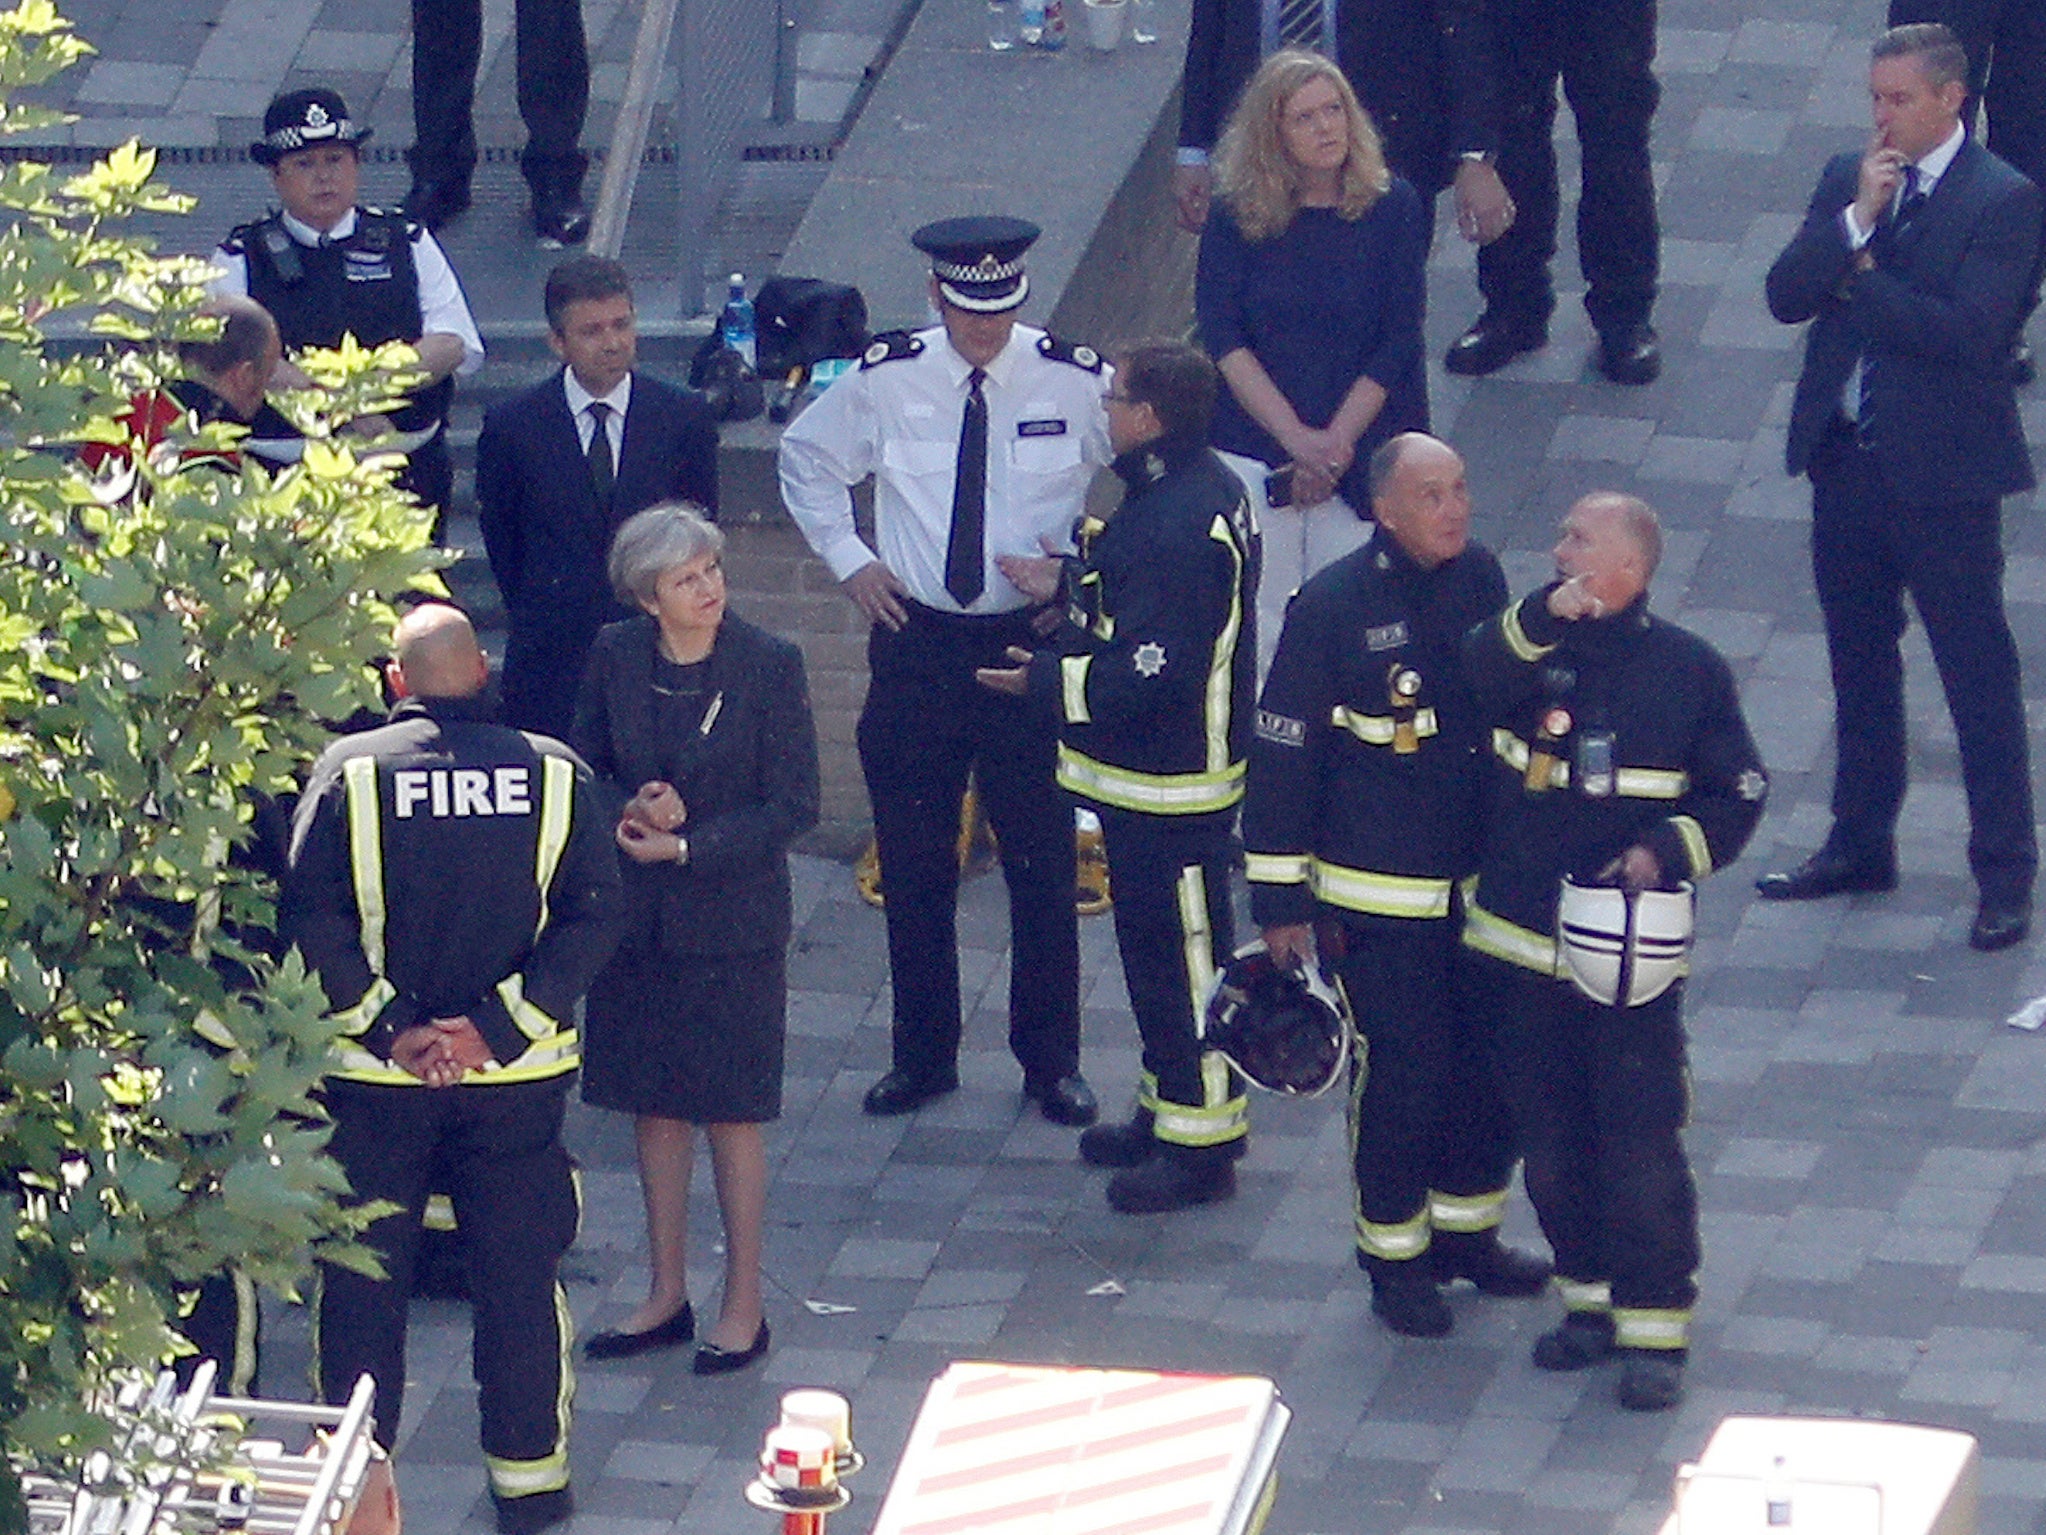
left=36, top=0, right=2046, bottom=1527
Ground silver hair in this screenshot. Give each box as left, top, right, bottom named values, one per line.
left=608, top=502, right=725, bottom=607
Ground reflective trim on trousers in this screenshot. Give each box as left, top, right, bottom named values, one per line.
left=1613, top=1306, right=1689, bottom=1351
left=1429, top=1187, right=1507, bottom=1234
left=1355, top=1206, right=1431, bottom=1260
left=1555, top=1277, right=1612, bottom=1314
left=1244, top=850, right=1310, bottom=886
left=484, top=1280, right=575, bottom=1498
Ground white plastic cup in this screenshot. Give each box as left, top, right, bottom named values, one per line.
left=1082, top=0, right=1125, bottom=50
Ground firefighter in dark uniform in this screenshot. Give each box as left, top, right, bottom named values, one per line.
left=284, top=604, right=621, bottom=1535
left=1243, top=432, right=1548, bottom=1336
left=977, top=342, right=1259, bottom=1213
left=215, top=89, right=484, bottom=539
left=1461, top=494, right=1766, bottom=1412
left=780, top=216, right=1110, bottom=1128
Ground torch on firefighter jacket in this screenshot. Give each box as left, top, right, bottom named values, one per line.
left=1026, top=431, right=1259, bottom=817
left=1243, top=534, right=1506, bottom=927
left=1461, top=587, right=1768, bottom=973
left=284, top=693, right=623, bottom=1085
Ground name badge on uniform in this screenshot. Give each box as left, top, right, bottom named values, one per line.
left=1366, top=622, right=1408, bottom=652
left=343, top=249, right=392, bottom=282
left=1017, top=419, right=1067, bottom=437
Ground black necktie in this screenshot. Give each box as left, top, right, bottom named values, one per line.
left=1275, top=0, right=1323, bottom=50
left=586, top=401, right=614, bottom=514
left=945, top=368, right=988, bottom=608
left=1894, top=165, right=1927, bottom=230
left=1858, top=169, right=1927, bottom=431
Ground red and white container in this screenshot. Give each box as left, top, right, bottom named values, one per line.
left=870, top=1361, right=1290, bottom=1535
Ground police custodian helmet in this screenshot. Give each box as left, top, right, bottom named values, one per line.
left=1200, top=942, right=1353, bottom=1097
left=911, top=215, right=1040, bottom=314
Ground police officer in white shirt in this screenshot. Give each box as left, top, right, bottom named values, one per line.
left=780, top=216, right=1110, bottom=1127
left=214, top=89, right=484, bottom=538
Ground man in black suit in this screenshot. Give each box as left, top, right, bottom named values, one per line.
left=1758, top=23, right=2039, bottom=952
left=1171, top=0, right=1514, bottom=248
left=479, top=257, right=720, bottom=738
left=1440, top=0, right=1662, bottom=384
left=1887, top=0, right=2046, bottom=379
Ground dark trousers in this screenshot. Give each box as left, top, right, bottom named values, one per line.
left=1097, top=807, right=1240, bottom=1139
left=399, top=432, right=454, bottom=544
left=1809, top=428, right=2036, bottom=903
left=857, top=605, right=1080, bottom=1086
left=176, top=1271, right=258, bottom=1394
left=1477, top=0, right=1660, bottom=335
left=500, top=604, right=608, bottom=740
left=410, top=0, right=590, bottom=192
left=1333, top=916, right=1516, bottom=1261
left=1468, top=953, right=1698, bottom=1318
left=317, top=1079, right=578, bottom=1499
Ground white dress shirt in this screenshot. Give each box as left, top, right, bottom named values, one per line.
left=210, top=207, right=484, bottom=376
left=1839, top=120, right=1965, bottom=419
left=779, top=323, right=1113, bottom=615
left=1841, top=120, right=1965, bottom=249
left=564, top=370, right=632, bottom=460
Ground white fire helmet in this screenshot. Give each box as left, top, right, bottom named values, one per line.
left=1557, top=876, right=1695, bottom=1008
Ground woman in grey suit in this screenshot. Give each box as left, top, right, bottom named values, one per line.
left=572, top=504, right=819, bottom=1373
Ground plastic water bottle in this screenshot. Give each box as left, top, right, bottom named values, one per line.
left=720, top=274, right=756, bottom=370
left=1019, top=0, right=1044, bottom=43
left=986, top=0, right=1017, bottom=49
left=1129, top=0, right=1158, bottom=42
left=1040, top=0, right=1066, bottom=47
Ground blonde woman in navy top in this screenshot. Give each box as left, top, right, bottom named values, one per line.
left=1197, top=48, right=1430, bottom=681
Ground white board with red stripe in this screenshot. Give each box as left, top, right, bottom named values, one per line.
left=869, top=1361, right=1290, bottom=1535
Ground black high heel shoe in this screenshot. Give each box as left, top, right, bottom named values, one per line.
left=692, top=1319, right=770, bottom=1376
left=583, top=1301, right=694, bottom=1360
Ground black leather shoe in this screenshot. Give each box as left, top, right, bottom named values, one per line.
left=1430, top=1233, right=1552, bottom=1297
left=532, top=185, right=590, bottom=248
left=1366, top=1260, right=1453, bottom=1338
left=1596, top=323, right=1661, bottom=385
left=1970, top=898, right=2032, bottom=953
left=403, top=178, right=471, bottom=231
left=493, top=1488, right=572, bottom=1535
left=1616, top=1349, right=1685, bottom=1411
left=862, top=1069, right=958, bottom=1117
left=2014, top=341, right=2035, bottom=388
left=583, top=1300, right=693, bottom=1360
left=1443, top=311, right=1548, bottom=376
left=1755, top=849, right=1897, bottom=901
left=1025, top=1073, right=1098, bottom=1126
left=1531, top=1312, right=1615, bottom=1371
left=692, top=1319, right=770, bottom=1375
